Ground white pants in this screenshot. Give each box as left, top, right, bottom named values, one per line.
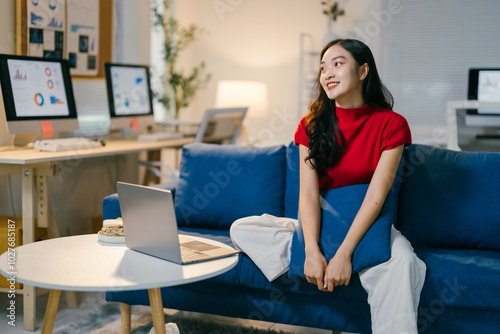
left=230, top=214, right=426, bottom=334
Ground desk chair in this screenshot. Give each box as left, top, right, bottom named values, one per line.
left=141, top=107, right=247, bottom=185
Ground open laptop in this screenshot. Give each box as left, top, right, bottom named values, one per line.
left=116, top=182, right=239, bottom=264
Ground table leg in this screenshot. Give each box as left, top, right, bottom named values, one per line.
left=148, top=288, right=166, bottom=334
left=121, top=303, right=131, bottom=334
left=41, top=289, right=61, bottom=334
left=22, top=167, right=36, bottom=330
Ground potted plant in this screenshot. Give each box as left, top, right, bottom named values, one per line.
left=151, top=0, right=211, bottom=119
left=321, top=0, right=347, bottom=43
left=322, top=0, right=346, bottom=22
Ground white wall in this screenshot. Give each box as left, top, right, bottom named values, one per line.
left=378, top=0, right=500, bottom=146
left=171, top=1, right=500, bottom=147
left=173, top=0, right=381, bottom=146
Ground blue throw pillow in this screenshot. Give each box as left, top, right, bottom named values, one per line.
left=174, top=143, right=287, bottom=229
left=288, top=184, right=396, bottom=278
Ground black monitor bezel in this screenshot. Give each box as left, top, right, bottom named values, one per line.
left=0, top=53, right=78, bottom=122
left=104, top=62, right=155, bottom=119
left=467, top=68, right=500, bottom=115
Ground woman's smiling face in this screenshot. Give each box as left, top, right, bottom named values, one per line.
left=320, top=44, right=368, bottom=108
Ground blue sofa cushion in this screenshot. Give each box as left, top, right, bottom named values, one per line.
left=174, top=143, right=287, bottom=229
left=102, top=181, right=178, bottom=220
left=398, top=144, right=500, bottom=252
left=102, top=193, right=121, bottom=221
left=284, top=142, right=300, bottom=219
left=415, top=246, right=500, bottom=310
left=289, top=183, right=396, bottom=277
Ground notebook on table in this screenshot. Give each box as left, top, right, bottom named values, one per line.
left=116, top=181, right=239, bottom=264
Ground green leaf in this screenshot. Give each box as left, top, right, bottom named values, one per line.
left=332, top=3, right=338, bottom=13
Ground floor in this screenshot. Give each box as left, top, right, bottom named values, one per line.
left=0, top=290, right=349, bottom=333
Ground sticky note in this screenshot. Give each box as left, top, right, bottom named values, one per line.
left=130, top=117, right=139, bottom=131
left=41, top=121, right=54, bottom=138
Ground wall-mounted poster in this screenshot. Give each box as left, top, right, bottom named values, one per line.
left=66, top=0, right=99, bottom=76
left=27, top=0, right=66, bottom=59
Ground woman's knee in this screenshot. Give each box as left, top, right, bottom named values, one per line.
left=229, top=217, right=265, bottom=245
left=229, top=220, right=246, bottom=240
left=389, top=230, right=426, bottom=276
left=392, top=250, right=422, bottom=270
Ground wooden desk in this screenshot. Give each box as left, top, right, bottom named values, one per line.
left=446, top=100, right=500, bottom=151
left=0, top=137, right=192, bottom=330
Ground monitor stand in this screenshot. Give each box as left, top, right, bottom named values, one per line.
left=107, top=127, right=139, bottom=140
left=13, top=133, right=34, bottom=147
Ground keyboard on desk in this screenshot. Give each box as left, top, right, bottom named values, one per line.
left=34, top=137, right=104, bottom=152
left=137, top=132, right=184, bottom=142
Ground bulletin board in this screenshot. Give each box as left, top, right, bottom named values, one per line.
left=15, top=0, right=113, bottom=78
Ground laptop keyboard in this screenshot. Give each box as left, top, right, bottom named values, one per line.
left=180, top=246, right=210, bottom=262
left=183, top=240, right=219, bottom=251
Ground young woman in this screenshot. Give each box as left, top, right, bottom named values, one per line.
left=295, top=38, right=426, bottom=333
left=231, top=38, right=426, bottom=334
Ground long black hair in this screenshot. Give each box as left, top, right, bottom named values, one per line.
left=305, top=39, right=394, bottom=175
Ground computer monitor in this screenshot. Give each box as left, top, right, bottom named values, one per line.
left=104, top=63, right=155, bottom=132
left=468, top=68, right=500, bottom=123
left=0, top=54, right=78, bottom=137
left=458, top=68, right=500, bottom=151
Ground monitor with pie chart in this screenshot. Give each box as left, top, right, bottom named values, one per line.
left=0, top=54, right=78, bottom=137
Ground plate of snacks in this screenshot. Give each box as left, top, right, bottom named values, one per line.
left=97, top=218, right=125, bottom=244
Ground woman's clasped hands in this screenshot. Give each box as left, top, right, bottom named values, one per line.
left=304, top=247, right=352, bottom=292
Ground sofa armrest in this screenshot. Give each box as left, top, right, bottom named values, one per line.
left=102, top=180, right=178, bottom=220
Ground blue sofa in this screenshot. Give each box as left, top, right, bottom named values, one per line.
left=104, top=142, right=500, bottom=334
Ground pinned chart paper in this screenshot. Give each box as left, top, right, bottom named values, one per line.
left=66, top=0, right=99, bottom=76
left=27, top=0, right=65, bottom=59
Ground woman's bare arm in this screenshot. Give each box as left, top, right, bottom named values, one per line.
left=298, top=144, right=328, bottom=291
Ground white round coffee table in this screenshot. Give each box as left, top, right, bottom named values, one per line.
left=0, top=234, right=238, bottom=334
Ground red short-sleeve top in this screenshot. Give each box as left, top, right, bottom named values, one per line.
left=294, top=104, right=411, bottom=191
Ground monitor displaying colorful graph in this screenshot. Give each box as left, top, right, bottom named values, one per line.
left=7, top=58, right=70, bottom=117
left=105, top=64, right=153, bottom=117
left=0, top=54, right=78, bottom=135
left=104, top=63, right=155, bottom=131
